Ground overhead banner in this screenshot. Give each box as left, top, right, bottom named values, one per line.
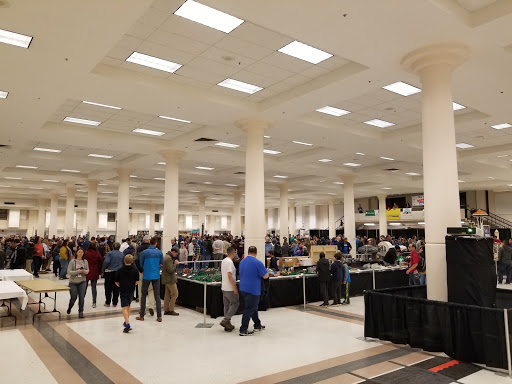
left=401, top=208, right=412, bottom=219
left=386, top=208, right=401, bottom=221
left=412, top=195, right=424, bottom=206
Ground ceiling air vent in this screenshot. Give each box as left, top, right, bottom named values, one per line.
left=195, top=138, right=217, bottom=142
left=234, top=171, right=245, bottom=175
left=4, top=202, right=15, bottom=205
left=186, top=182, right=197, bottom=185
left=212, top=209, right=219, bottom=212
left=384, top=168, right=400, bottom=172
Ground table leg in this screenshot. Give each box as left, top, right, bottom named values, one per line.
left=0, top=299, right=17, bottom=326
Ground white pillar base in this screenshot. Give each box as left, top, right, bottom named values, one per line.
left=425, top=243, right=448, bottom=302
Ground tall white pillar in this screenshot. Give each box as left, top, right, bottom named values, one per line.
left=279, top=184, right=289, bottom=238
left=402, top=43, right=469, bottom=301
left=237, top=118, right=268, bottom=262
left=64, top=187, right=75, bottom=237
left=161, top=150, right=184, bottom=254
left=116, top=168, right=131, bottom=241
left=86, top=179, right=98, bottom=237
left=378, top=194, right=387, bottom=237
left=288, top=203, right=296, bottom=237
left=328, top=198, right=336, bottom=240
left=232, top=191, right=242, bottom=237
left=309, top=204, right=316, bottom=229
left=198, top=196, right=206, bottom=235
left=149, top=204, right=155, bottom=236
left=36, top=198, right=46, bottom=237
left=342, top=175, right=356, bottom=256
left=49, top=194, right=58, bottom=237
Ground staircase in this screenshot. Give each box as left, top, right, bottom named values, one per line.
left=470, top=209, right=512, bottom=229
left=335, top=216, right=344, bottom=230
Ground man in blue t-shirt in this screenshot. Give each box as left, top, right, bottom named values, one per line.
left=239, top=246, right=269, bottom=336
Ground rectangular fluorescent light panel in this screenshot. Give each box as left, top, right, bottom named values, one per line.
left=101, top=191, right=113, bottom=194
left=380, top=157, right=394, bottom=161
left=405, top=172, right=421, bottom=176
left=133, top=128, right=165, bottom=136
left=0, top=28, right=33, bottom=48
left=292, top=141, right=312, bottom=146
left=218, top=78, right=263, bottom=94
left=344, top=163, right=361, bottom=167
left=64, top=117, right=101, bottom=126
left=263, top=149, right=281, bottom=155
left=195, top=166, right=215, bottom=170
left=190, top=190, right=201, bottom=193
left=174, top=0, right=244, bottom=33
left=364, top=223, right=376, bottom=226
left=43, top=179, right=58, bottom=183
left=157, top=162, right=166, bottom=165
left=34, top=147, right=61, bottom=153
left=215, top=142, right=240, bottom=148
left=82, top=101, right=121, bottom=110
left=318, top=159, right=332, bottom=162
left=453, top=102, right=466, bottom=111
left=492, top=123, right=512, bottom=130
left=333, top=182, right=344, bottom=185
left=4, top=177, right=22, bottom=180
left=153, top=177, right=165, bottom=181
left=130, top=175, right=137, bottom=178
left=88, top=154, right=113, bottom=159
left=225, top=184, right=238, bottom=187
left=0, top=90, right=8, bottom=98
left=456, top=143, right=474, bottom=149
left=29, top=187, right=43, bottom=190
left=16, top=165, right=38, bottom=169
left=60, top=169, right=80, bottom=173
left=278, top=40, right=332, bottom=64
left=382, top=187, right=392, bottom=190
left=458, top=180, right=465, bottom=183
left=264, top=135, right=271, bottom=139
left=159, top=115, right=191, bottom=123
left=274, top=175, right=288, bottom=179
left=364, top=119, right=395, bottom=128
left=316, top=106, right=351, bottom=116
left=356, top=152, right=365, bottom=156
left=382, top=81, right=421, bottom=96
left=126, top=52, right=182, bottom=73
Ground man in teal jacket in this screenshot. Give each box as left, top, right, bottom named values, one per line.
left=136, top=237, right=163, bottom=322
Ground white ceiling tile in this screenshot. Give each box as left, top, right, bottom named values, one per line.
left=390, top=97, right=421, bottom=109
left=231, top=70, right=277, bottom=88
left=127, top=22, right=158, bottom=40
left=160, top=15, right=226, bottom=45
left=244, top=61, right=294, bottom=82
left=300, top=65, right=330, bottom=78
left=333, top=101, right=366, bottom=112
left=347, top=96, right=384, bottom=108
left=170, top=74, right=214, bottom=89
left=120, top=61, right=171, bottom=78
left=106, top=46, right=133, bottom=61
left=116, top=35, right=144, bottom=51
left=146, top=29, right=210, bottom=56
left=100, top=57, right=123, bottom=67
left=230, top=22, right=291, bottom=50
left=245, top=95, right=265, bottom=103
left=150, top=1, right=180, bottom=13
left=317, top=56, right=350, bottom=70
left=136, top=7, right=170, bottom=28
left=366, top=88, right=403, bottom=102
left=261, top=51, right=313, bottom=73
left=136, top=40, right=195, bottom=64
left=176, top=65, right=229, bottom=84
left=283, top=73, right=311, bottom=86
left=371, top=102, right=409, bottom=114
left=199, top=46, right=256, bottom=69
left=215, top=35, right=274, bottom=61
left=186, top=56, right=239, bottom=77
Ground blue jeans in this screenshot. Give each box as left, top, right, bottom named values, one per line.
left=69, top=281, right=86, bottom=314
left=409, top=273, right=423, bottom=286
left=59, top=259, right=68, bottom=279
left=499, top=262, right=511, bottom=284
left=240, top=292, right=261, bottom=332
left=86, top=280, right=98, bottom=303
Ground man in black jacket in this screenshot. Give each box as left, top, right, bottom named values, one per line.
left=317, top=252, right=330, bottom=306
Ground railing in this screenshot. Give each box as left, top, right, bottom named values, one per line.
left=335, top=216, right=344, bottom=229
left=471, top=209, right=512, bottom=229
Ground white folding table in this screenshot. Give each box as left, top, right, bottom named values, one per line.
left=0, top=269, right=34, bottom=281
left=0, top=280, right=28, bottom=326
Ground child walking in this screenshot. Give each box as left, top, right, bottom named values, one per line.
left=115, top=254, right=140, bottom=333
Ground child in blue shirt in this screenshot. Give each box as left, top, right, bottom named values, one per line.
left=341, top=256, right=351, bottom=305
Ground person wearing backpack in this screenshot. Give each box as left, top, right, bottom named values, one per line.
left=406, top=243, right=422, bottom=286
left=418, top=245, right=427, bottom=285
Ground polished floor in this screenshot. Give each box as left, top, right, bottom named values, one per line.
left=1, top=273, right=511, bottom=384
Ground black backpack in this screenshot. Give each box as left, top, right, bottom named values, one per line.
left=417, top=252, right=426, bottom=273
left=274, top=243, right=282, bottom=256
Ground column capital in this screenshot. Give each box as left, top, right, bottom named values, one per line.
left=86, top=179, right=98, bottom=186
left=115, top=168, right=133, bottom=178
left=235, top=118, right=271, bottom=132
left=66, top=185, right=76, bottom=193
left=341, top=174, right=357, bottom=184
left=288, top=202, right=295, bottom=208
left=377, top=194, right=387, bottom=200
left=401, top=43, right=470, bottom=76
left=159, top=149, right=185, bottom=163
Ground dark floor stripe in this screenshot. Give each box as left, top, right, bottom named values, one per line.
left=35, top=321, right=114, bottom=384
left=297, top=305, right=364, bottom=322
left=277, top=347, right=413, bottom=384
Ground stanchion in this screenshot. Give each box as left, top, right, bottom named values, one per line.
left=504, top=309, right=512, bottom=377
left=302, top=273, right=306, bottom=310
left=372, top=269, right=376, bottom=290
left=195, top=281, right=213, bottom=328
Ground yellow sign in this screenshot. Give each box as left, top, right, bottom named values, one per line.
left=386, top=208, right=401, bottom=221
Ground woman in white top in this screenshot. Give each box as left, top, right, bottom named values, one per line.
left=67, top=248, right=90, bottom=318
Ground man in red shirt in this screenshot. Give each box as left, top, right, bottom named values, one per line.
left=406, top=243, right=421, bottom=286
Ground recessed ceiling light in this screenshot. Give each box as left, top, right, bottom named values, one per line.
left=16, top=165, right=38, bottom=169
left=382, top=187, right=392, bottom=190
left=157, top=162, right=166, bottom=165
left=389, top=222, right=401, bottom=226
left=356, top=152, right=365, bottom=156
left=0, top=90, right=8, bottom=99
left=133, top=128, right=165, bottom=136
left=174, top=0, right=244, bottom=33
left=364, top=223, right=376, bottom=226
left=458, top=180, right=465, bottom=183
left=225, top=184, right=238, bottom=187
left=101, top=191, right=113, bottom=194
left=264, top=135, right=271, bottom=139
left=497, top=155, right=509, bottom=158
left=278, top=40, right=332, bottom=64
left=77, top=190, right=87, bottom=192
left=508, top=184, right=512, bottom=187
left=218, top=78, right=263, bottom=94
left=456, top=143, right=474, bottom=149
left=418, top=222, right=425, bottom=225
left=4, top=177, right=22, bottom=180
left=29, top=187, right=43, bottom=190
left=0, top=185, right=11, bottom=188
left=318, top=159, right=333, bottom=162
left=42, top=179, right=59, bottom=183
left=364, top=119, right=395, bottom=128
left=405, top=172, right=421, bottom=176
left=204, top=182, right=212, bottom=184
left=195, top=166, right=215, bottom=170
left=88, top=154, right=113, bottom=159
left=98, top=183, right=108, bottom=186
left=82, top=101, right=121, bottom=110
left=315, top=106, right=351, bottom=116
left=60, top=169, right=80, bottom=173
left=159, top=115, right=191, bottom=123
left=492, top=123, right=512, bottom=130
left=382, top=81, right=421, bottom=96
left=34, top=147, right=61, bottom=153
left=63, top=117, right=101, bottom=126
left=380, top=157, right=395, bottom=161
left=263, top=149, right=281, bottom=155
left=274, top=175, right=288, bottom=178
left=130, top=175, right=137, bottom=178
left=126, top=51, right=182, bottom=73
left=190, top=190, right=201, bottom=193
left=153, top=177, right=165, bottom=181
left=333, top=182, right=344, bottom=185
left=292, top=141, right=313, bottom=146
left=215, top=142, right=240, bottom=148
left=129, top=186, right=137, bottom=188
left=344, top=163, right=361, bottom=167
left=0, top=28, right=33, bottom=49
left=327, top=192, right=336, bottom=195
left=453, top=102, right=466, bottom=111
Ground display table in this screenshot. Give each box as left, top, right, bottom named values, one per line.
left=0, top=269, right=34, bottom=281
left=16, top=279, right=69, bottom=323
left=0, top=281, right=28, bottom=326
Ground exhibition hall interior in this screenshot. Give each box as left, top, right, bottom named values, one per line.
left=2, top=0, right=512, bottom=383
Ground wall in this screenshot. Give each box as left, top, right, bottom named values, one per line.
left=494, top=192, right=512, bottom=223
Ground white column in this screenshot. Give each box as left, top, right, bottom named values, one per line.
left=328, top=198, right=336, bottom=239
left=86, top=179, right=98, bottom=237
left=198, top=196, right=206, bottom=235
left=378, top=194, right=387, bottom=237
left=36, top=198, right=46, bottom=237
left=232, top=191, right=242, bottom=237
left=49, top=194, right=58, bottom=237
left=342, top=175, right=356, bottom=256
left=279, top=184, right=289, bottom=238
left=116, top=168, right=131, bottom=241
left=237, top=118, right=268, bottom=262
left=64, top=187, right=75, bottom=237
left=289, top=203, right=296, bottom=236
left=161, top=150, right=184, bottom=254
left=402, top=43, right=469, bottom=301
left=309, top=204, right=316, bottom=229
left=149, top=204, right=155, bottom=236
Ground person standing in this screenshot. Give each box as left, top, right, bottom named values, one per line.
left=220, top=247, right=239, bottom=331
left=59, top=241, right=72, bottom=280
left=238, top=246, right=269, bottom=336
left=162, top=248, right=179, bottom=316
left=341, top=256, right=351, bottom=305
left=85, top=242, right=103, bottom=308
left=32, top=236, right=43, bottom=278
left=67, top=248, right=89, bottom=318
left=330, top=252, right=345, bottom=306
left=119, top=238, right=130, bottom=253
left=213, top=236, right=224, bottom=262
left=115, top=254, right=140, bottom=333
left=316, top=252, right=330, bottom=307
left=136, top=237, right=163, bottom=322
left=498, top=239, right=512, bottom=284
left=406, top=243, right=421, bottom=286
left=103, top=242, right=125, bottom=307
left=135, top=235, right=153, bottom=309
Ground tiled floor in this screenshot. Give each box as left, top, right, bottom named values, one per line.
left=1, top=272, right=511, bottom=383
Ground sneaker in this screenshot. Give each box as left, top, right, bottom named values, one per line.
left=168, top=311, right=179, bottom=316
left=104, top=303, right=110, bottom=307
left=220, top=319, right=230, bottom=329
left=136, top=316, right=144, bottom=321
left=254, top=325, right=266, bottom=331
left=113, top=304, right=117, bottom=308
left=156, top=317, right=162, bottom=322
left=239, top=330, right=254, bottom=336
left=319, top=303, right=329, bottom=307
left=123, top=326, right=132, bottom=333
left=341, top=301, right=350, bottom=305
left=66, top=306, right=71, bottom=315
left=149, top=308, right=154, bottom=316
left=123, top=322, right=127, bottom=327
left=79, top=313, right=84, bottom=319
left=331, top=302, right=341, bottom=307
left=92, top=303, right=96, bottom=308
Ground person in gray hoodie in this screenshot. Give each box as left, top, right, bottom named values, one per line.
left=498, top=239, right=512, bottom=284
left=67, top=248, right=89, bottom=318
left=103, top=242, right=125, bottom=307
